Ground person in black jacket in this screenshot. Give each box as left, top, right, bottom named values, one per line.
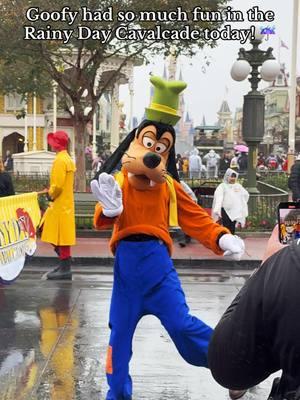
left=288, top=155, right=300, bottom=201
left=0, top=160, right=15, bottom=197
left=237, top=152, right=248, bottom=175
left=208, top=226, right=300, bottom=400
left=219, top=152, right=232, bottom=176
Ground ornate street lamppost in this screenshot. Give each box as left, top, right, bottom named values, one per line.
left=231, top=31, right=280, bottom=193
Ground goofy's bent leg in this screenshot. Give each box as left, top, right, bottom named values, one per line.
left=145, top=267, right=213, bottom=367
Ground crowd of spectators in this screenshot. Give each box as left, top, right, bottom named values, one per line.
left=174, top=149, right=290, bottom=180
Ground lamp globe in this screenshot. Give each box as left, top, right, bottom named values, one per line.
left=231, top=60, right=251, bottom=81
left=260, top=59, right=281, bottom=82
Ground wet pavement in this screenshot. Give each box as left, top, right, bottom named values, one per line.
left=0, top=271, right=279, bottom=399
left=33, top=236, right=267, bottom=267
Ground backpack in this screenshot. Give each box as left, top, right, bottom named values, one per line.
left=230, top=157, right=238, bottom=169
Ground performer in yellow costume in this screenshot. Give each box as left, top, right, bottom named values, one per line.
left=41, top=131, right=76, bottom=280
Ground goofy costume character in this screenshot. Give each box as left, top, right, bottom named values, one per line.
left=91, top=76, right=245, bottom=400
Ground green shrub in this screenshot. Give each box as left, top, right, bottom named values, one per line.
left=259, top=173, right=289, bottom=191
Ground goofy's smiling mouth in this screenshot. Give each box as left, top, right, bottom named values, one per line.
left=127, top=172, right=157, bottom=187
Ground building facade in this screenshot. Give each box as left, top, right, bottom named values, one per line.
left=261, top=65, right=290, bottom=153
left=231, top=67, right=300, bottom=155
left=0, top=57, right=137, bottom=165
left=217, top=99, right=234, bottom=149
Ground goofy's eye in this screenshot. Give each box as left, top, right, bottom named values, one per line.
left=142, top=137, right=155, bottom=149
left=155, top=142, right=167, bottom=154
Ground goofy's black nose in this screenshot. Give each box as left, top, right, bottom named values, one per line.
left=143, top=152, right=161, bottom=169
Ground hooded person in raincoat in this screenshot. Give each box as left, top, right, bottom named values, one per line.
left=212, top=168, right=249, bottom=234
left=188, top=148, right=202, bottom=179
left=41, top=131, right=76, bottom=280
left=203, top=149, right=220, bottom=178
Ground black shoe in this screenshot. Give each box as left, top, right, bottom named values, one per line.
left=47, top=258, right=72, bottom=280
left=179, top=242, right=186, bottom=248
left=185, top=235, right=191, bottom=244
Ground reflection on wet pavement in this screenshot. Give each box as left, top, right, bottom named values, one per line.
left=0, top=277, right=279, bottom=399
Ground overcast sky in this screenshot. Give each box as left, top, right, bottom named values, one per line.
left=119, top=0, right=299, bottom=127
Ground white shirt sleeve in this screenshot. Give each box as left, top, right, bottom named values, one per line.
left=212, top=184, right=224, bottom=221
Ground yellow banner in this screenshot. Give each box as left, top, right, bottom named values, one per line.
left=0, top=192, right=41, bottom=283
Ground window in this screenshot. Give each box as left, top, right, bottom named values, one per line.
left=5, top=93, right=25, bottom=111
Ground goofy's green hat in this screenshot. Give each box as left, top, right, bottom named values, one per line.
left=145, top=75, right=187, bottom=126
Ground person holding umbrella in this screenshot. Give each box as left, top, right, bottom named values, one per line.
left=234, top=144, right=249, bottom=153
left=237, top=152, right=248, bottom=175
left=234, top=145, right=248, bottom=175
left=40, top=131, right=76, bottom=280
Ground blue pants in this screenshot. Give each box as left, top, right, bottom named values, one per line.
left=106, top=240, right=213, bottom=400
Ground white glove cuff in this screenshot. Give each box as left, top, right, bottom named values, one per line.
left=218, top=233, right=228, bottom=250
left=102, top=204, right=123, bottom=218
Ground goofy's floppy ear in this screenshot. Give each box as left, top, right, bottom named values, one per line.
left=167, top=146, right=180, bottom=182
left=92, top=129, right=136, bottom=181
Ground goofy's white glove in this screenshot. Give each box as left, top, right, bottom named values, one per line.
left=219, top=234, right=245, bottom=261
left=90, top=172, right=123, bottom=218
